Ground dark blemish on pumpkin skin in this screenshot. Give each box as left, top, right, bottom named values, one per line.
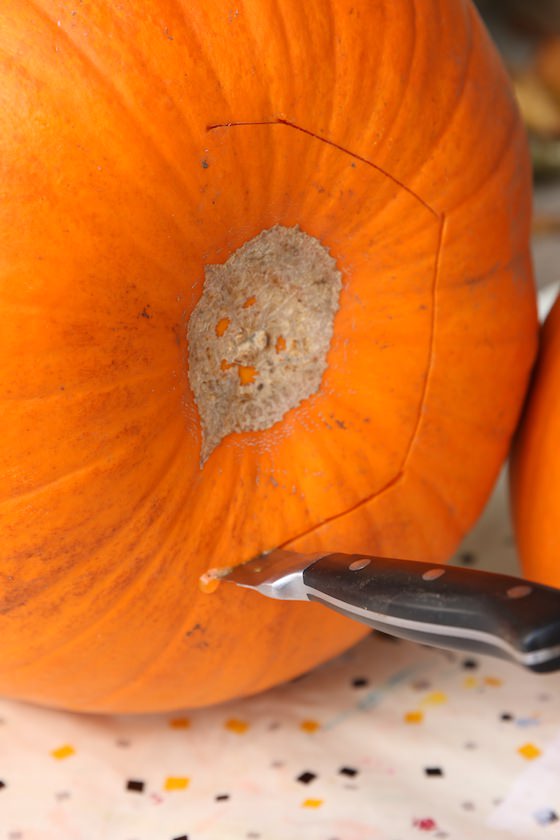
left=139, top=305, right=152, bottom=319
left=185, top=622, right=203, bottom=638
left=201, top=159, right=209, bottom=169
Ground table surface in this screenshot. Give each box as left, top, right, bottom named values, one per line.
left=0, top=188, right=558, bottom=840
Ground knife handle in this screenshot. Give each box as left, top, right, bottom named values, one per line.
left=302, top=553, right=560, bottom=672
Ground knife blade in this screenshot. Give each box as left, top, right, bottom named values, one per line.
left=212, top=550, right=560, bottom=673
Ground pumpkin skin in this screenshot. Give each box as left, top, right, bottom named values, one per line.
left=510, top=295, right=560, bottom=587
left=0, top=0, right=537, bottom=713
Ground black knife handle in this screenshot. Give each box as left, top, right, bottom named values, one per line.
left=302, top=553, right=560, bottom=672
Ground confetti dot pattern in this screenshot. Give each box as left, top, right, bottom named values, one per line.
left=405, top=711, right=424, bottom=724
left=518, top=743, right=542, bottom=761
left=164, top=777, right=190, bottom=791
left=50, top=745, right=75, bottom=760
left=224, top=718, right=249, bottom=734
left=169, top=718, right=191, bottom=730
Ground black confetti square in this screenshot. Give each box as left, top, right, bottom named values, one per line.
left=339, top=766, right=359, bottom=777
left=126, top=779, right=145, bottom=793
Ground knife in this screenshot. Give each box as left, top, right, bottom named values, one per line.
left=210, top=550, right=560, bottom=673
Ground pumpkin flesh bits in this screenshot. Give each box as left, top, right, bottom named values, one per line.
left=0, top=0, right=537, bottom=712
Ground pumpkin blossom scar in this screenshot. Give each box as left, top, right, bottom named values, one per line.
left=187, top=225, right=342, bottom=464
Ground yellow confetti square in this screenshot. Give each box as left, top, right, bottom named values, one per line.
left=224, top=718, right=249, bottom=734
left=51, top=745, right=75, bottom=760
left=463, top=676, right=477, bottom=689
left=422, top=691, right=447, bottom=706
left=300, top=719, right=320, bottom=733
left=404, top=710, right=424, bottom=724
left=169, top=717, right=191, bottom=729
left=302, top=798, right=323, bottom=808
left=164, top=776, right=190, bottom=791
left=518, top=743, right=541, bottom=761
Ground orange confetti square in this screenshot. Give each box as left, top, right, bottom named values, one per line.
left=169, top=717, right=191, bottom=729
left=302, top=798, right=323, bottom=809
left=518, top=743, right=541, bottom=761
left=422, top=691, right=447, bottom=706
left=404, top=711, right=424, bottom=724
left=484, top=676, right=503, bottom=687
left=224, top=718, right=249, bottom=734
left=300, top=719, right=320, bottom=733
left=51, top=745, right=75, bottom=760
left=164, top=776, right=190, bottom=791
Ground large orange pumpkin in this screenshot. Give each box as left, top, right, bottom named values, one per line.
left=0, top=0, right=537, bottom=713
left=511, top=295, right=560, bottom=587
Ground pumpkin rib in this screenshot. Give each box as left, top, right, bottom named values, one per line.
left=0, top=424, right=192, bottom=667
left=86, top=602, right=366, bottom=713
left=276, top=215, right=445, bottom=550
left=5, top=418, right=184, bottom=577
left=314, top=1, right=380, bottom=154
left=0, top=373, right=184, bottom=502
left=400, top=2, right=475, bottom=187
left=0, top=440, right=151, bottom=509
left=21, top=0, right=203, bottom=212
left=303, top=0, right=473, bottom=203
left=256, top=0, right=306, bottom=97
left=405, top=461, right=466, bottom=539
left=0, top=369, right=171, bottom=405
left=437, top=106, right=521, bottom=221
left=207, top=119, right=441, bottom=220
left=174, top=0, right=271, bottom=118
left=278, top=470, right=405, bottom=552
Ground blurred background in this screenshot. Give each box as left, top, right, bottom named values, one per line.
left=477, top=0, right=560, bottom=180
left=476, top=0, right=560, bottom=317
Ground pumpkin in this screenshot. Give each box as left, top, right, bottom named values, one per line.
left=0, top=0, right=537, bottom=713
left=510, top=295, right=560, bottom=587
